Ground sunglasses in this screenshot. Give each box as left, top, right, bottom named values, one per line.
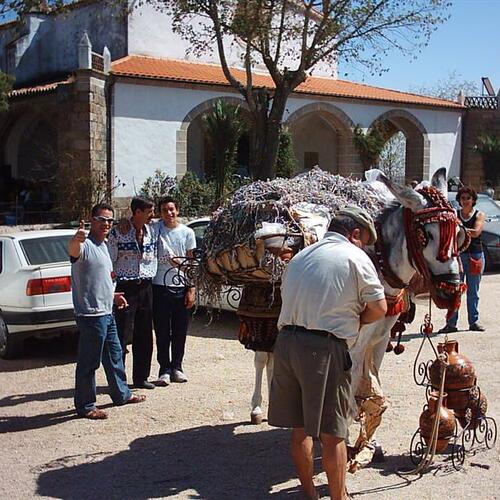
left=92, top=216, right=115, bottom=224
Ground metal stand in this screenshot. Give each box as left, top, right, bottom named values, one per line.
left=409, top=322, right=497, bottom=470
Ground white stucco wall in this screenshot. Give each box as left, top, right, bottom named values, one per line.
left=284, top=97, right=463, bottom=179
left=128, top=2, right=245, bottom=68
left=112, top=80, right=462, bottom=197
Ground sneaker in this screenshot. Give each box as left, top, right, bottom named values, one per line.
left=437, top=325, right=458, bottom=334
left=469, top=323, right=485, bottom=332
left=171, top=369, right=188, bottom=383
left=155, top=373, right=171, bottom=387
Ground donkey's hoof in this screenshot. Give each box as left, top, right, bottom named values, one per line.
left=250, top=413, right=263, bottom=425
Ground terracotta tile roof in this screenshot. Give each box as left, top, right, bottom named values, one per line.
left=112, top=55, right=463, bottom=109
left=9, top=77, right=73, bottom=98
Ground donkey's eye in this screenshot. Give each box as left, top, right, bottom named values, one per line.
left=426, top=232, right=434, bottom=241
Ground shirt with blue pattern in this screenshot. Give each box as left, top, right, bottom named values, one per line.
left=107, top=222, right=158, bottom=280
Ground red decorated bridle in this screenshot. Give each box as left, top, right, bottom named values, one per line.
left=374, top=186, right=469, bottom=311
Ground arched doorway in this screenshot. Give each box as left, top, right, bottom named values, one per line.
left=1, top=111, right=58, bottom=222
left=286, top=103, right=359, bottom=177
left=178, top=97, right=250, bottom=179
left=186, top=111, right=251, bottom=180
left=369, top=110, right=429, bottom=183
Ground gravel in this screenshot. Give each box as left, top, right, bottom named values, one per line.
left=1, top=274, right=500, bottom=499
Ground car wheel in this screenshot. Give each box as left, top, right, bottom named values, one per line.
left=0, top=314, right=23, bottom=359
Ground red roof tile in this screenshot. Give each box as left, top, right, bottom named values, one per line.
left=112, top=56, right=463, bottom=109
left=9, top=78, right=73, bottom=98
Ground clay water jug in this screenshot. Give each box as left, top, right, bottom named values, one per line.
left=456, top=389, right=488, bottom=430
left=419, top=392, right=456, bottom=452
left=429, top=340, right=476, bottom=393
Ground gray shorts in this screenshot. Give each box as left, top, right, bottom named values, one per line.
left=268, top=326, right=354, bottom=439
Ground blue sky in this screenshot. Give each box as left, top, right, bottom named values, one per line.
left=340, top=0, right=500, bottom=94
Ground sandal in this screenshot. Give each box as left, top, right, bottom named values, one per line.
left=82, top=409, right=108, bottom=420
left=125, top=394, right=146, bottom=404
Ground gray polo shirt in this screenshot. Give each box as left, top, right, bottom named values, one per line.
left=71, top=235, right=115, bottom=316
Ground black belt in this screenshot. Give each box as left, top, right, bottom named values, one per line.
left=282, top=325, right=331, bottom=338
left=117, top=278, right=152, bottom=286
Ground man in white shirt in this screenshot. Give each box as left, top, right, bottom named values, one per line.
left=152, top=197, right=196, bottom=385
left=268, top=207, right=387, bottom=500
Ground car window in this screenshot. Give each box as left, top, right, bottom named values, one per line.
left=20, top=235, right=72, bottom=265
left=189, top=222, right=209, bottom=247
left=475, top=197, right=500, bottom=219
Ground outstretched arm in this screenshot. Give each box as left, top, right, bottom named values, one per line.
left=68, top=220, right=86, bottom=259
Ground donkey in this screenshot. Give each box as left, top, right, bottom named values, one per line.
left=249, top=168, right=466, bottom=468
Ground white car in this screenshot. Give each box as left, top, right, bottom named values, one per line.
left=0, top=229, right=76, bottom=358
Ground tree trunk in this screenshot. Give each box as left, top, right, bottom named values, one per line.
left=248, top=87, right=290, bottom=180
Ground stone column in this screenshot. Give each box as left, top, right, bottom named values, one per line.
left=56, top=68, right=108, bottom=219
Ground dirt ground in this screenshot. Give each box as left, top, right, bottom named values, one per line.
left=1, top=274, right=500, bottom=500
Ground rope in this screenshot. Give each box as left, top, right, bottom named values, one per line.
left=403, top=295, right=449, bottom=475
left=403, top=351, right=449, bottom=475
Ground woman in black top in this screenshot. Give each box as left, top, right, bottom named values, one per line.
left=439, top=186, right=486, bottom=333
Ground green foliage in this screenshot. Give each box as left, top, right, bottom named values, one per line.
left=176, top=171, right=217, bottom=217
left=139, top=169, right=217, bottom=217
left=275, top=128, right=297, bottom=178
left=475, top=134, right=500, bottom=183
left=203, top=99, right=247, bottom=202
left=353, top=124, right=388, bottom=170
left=0, top=71, right=14, bottom=112
left=138, top=169, right=177, bottom=208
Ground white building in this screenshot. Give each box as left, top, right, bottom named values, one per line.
left=0, top=0, right=464, bottom=216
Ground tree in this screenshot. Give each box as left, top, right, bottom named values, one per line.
left=275, top=127, right=298, bottom=178
left=203, top=99, right=247, bottom=202
left=475, top=134, right=500, bottom=184
left=353, top=123, right=387, bottom=171
left=0, top=71, right=14, bottom=112
left=410, top=70, right=480, bottom=100
left=378, top=131, right=405, bottom=182
left=155, top=0, right=450, bottom=180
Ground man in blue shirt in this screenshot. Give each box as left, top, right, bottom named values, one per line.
left=69, top=203, right=146, bottom=419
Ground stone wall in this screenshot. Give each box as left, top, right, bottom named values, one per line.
left=461, top=104, right=500, bottom=195
left=57, top=68, right=108, bottom=219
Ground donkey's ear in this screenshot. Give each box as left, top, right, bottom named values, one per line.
left=431, top=167, right=448, bottom=196
left=377, top=172, right=426, bottom=211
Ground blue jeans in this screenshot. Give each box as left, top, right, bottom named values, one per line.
left=75, top=314, right=132, bottom=416
left=448, top=252, right=484, bottom=328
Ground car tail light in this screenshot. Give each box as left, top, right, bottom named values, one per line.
left=26, top=276, right=71, bottom=296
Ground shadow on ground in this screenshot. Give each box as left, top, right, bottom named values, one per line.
left=0, top=333, right=78, bottom=373
left=189, top=309, right=240, bottom=341
left=36, top=422, right=303, bottom=500
left=0, top=386, right=113, bottom=433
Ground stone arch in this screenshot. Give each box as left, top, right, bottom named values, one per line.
left=285, top=102, right=361, bottom=176
left=176, top=96, right=249, bottom=178
left=369, top=109, right=430, bottom=183
left=2, top=109, right=58, bottom=181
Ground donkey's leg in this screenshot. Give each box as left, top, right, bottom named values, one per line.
left=350, top=323, right=395, bottom=472
left=251, top=351, right=268, bottom=424
left=265, top=352, right=274, bottom=394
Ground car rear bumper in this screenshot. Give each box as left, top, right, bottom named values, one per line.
left=2, top=308, right=76, bottom=333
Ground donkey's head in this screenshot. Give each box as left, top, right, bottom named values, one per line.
left=378, top=168, right=467, bottom=310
